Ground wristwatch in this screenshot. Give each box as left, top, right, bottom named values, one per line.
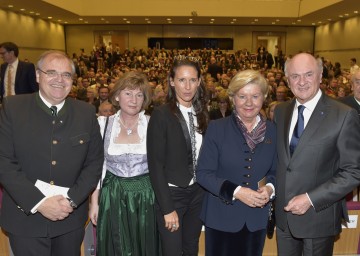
left=67, top=198, right=78, bottom=209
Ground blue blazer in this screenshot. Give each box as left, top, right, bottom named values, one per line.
left=196, top=114, right=276, bottom=232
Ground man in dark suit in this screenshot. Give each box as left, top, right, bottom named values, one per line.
left=274, top=53, right=360, bottom=256
left=92, top=85, right=110, bottom=113
left=0, top=50, right=104, bottom=255
left=0, top=42, right=38, bottom=103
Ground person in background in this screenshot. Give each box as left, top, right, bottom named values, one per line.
left=266, top=101, right=281, bottom=122
left=89, top=71, right=161, bottom=256
left=274, top=53, right=360, bottom=256
left=0, top=50, right=103, bottom=255
left=97, top=101, right=115, bottom=117
left=196, top=69, right=276, bottom=256
left=93, top=85, right=110, bottom=113
left=0, top=41, right=38, bottom=103
left=147, top=56, right=209, bottom=256
left=209, top=91, right=232, bottom=120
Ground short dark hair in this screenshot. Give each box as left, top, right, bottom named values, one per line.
left=351, top=58, right=356, bottom=63
left=98, top=85, right=109, bottom=93
left=0, top=42, right=19, bottom=57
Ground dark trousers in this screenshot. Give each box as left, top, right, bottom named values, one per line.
left=205, top=225, right=266, bottom=256
left=276, top=223, right=335, bottom=256
left=155, top=183, right=204, bottom=256
left=8, top=227, right=85, bottom=256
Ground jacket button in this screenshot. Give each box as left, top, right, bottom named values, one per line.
left=79, top=140, right=84, bottom=144
left=53, top=140, right=58, bottom=145
left=50, top=181, right=55, bottom=185
left=244, top=166, right=251, bottom=169
left=52, top=161, right=56, bottom=165
left=244, top=174, right=251, bottom=178
left=242, top=182, right=250, bottom=186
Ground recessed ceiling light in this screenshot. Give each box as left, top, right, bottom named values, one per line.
left=272, top=22, right=275, bottom=24
left=64, top=21, right=68, bottom=24
left=297, top=19, right=301, bottom=22
left=167, top=18, right=171, bottom=21
left=210, top=21, right=213, bottom=24
left=8, top=5, right=13, bottom=8
left=276, top=19, right=280, bottom=22
left=48, top=17, right=52, bottom=19
left=189, top=21, right=193, bottom=24
left=327, top=18, right=332, bottom=21
left=210, top=18, right=215, bottom=21
left=147, top=21, right=151, bottom=23
left=189, top=18, right=193, bottom=21
left=84, top=21, right=88, bottom=23
left=79, top=18, right=83, bottom=21
left=123, top=18, right=127, bottom=20
left=29, top=11, right=34, bottom=14
left=344, top=13, right=349, bottom=16
left=233, top=18, right=237, bottom=21
left=101, top=18, right=105, bottom=21
left=292, top=22, right=296, bottom=25
left=145, top=18, right=149, bottom=21
left=251, top=22, right=255, bottom=24
left=168, top=21, right=172, bottom=23
left=354, top=11, right=358, bottom=14
left=230, top=21, right=234, bottom=24
left=58, top=19, right=62, bottom=22
left=126, top=21, right=130, bottom=23
left=339, top=15, right=343, bottom=18
left=254, top=19, right=258, bottom=22
left=312, top=23, right=316, bottom=25
left=318, top=21, right=322, bottom=24
left=20, top=8, right=25, bottom=11
left=35, top=13, right=40, bottom=16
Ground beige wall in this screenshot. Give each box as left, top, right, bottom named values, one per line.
left=315, top=16, right=360, bottom=70
left=0, top=10, right=65, bottom=64
left=65, top=24, right=314, bottom=57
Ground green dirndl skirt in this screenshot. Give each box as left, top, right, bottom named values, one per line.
left=96, top=172, right=161, bottom=256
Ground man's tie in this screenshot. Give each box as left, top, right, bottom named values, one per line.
left=6, top=64, right=13, bottom=97
left=289, top=105, right=305, bottom=156
left=188, top=112, right=197, bottom=180
left=50, top=106, right=58, bottom=116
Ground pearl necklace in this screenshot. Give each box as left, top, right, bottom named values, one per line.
left=119, top=115, right=139, bottom=136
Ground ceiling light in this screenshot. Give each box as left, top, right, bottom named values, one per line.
left=58, top=19, right=62, bottom=22
left=233, top=18, right=237, bottom=21
left=126, top=21, right=130, bottom=23
left=79, top=18, right=83, bottom=21
left=8, top=5, right=13, bottom=8
left=292, top=22, right=296, bottom=25
left=251, top=22, right=255, bottom=24
left=230, top=21, right=234, bottom=24
left=189, top=18, right=193, bottom=21
left=210, top=18, right=215, bottom=21
left=48, top=17, right=52, bottom=19
left=339, top=15, right=343, bottom=18
left=210, top=21, right=213, bottom=24
left=106, top=21, right=109, bottom=23
left=35, top=13, right=40, bottom=16
left=123, top=18, right=127, bottom=20
left=64, top=21, right=68, bottom=24
left=145, top=18, right=149, bottom=21
left=312, top=23, right=316, bottom=25
left=101, top=18, right=105, bottom=21
left=189, top=21, right=193, bottom=24
left=84, top=21, right=88, bottom=23
left=272, top=22, right=275, bottom=24
left=344, top=13, right=349, bottom=16
left=297, top=19, right=301, bottom=22
left=147, top=21, right=151, bottom=23
left=254, top=19, right=258, bottom=22
left=29, top=11, right=34, bottom=14
left=318, top=21, right=322, bottom=24
left=276, top=19, right=280, bottom=22
left=20, top=8, right=25, bottom=11
left=354, top=11, right=358, bottom=14
left=167, top=18, right=171, bottom=21
left=327, top=18, right=332, bottom=21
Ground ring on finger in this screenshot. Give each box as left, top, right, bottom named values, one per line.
left=172, top=224, right=177, bottom=228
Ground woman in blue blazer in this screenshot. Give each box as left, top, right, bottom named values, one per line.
left=196, top=69, right=277, bottom=256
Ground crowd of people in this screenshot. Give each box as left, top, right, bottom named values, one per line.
left=0, top=41, right=359, bottom=256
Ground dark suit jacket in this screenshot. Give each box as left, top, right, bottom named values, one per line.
left=0, top=61, right=38, bottom=102
left=196, top=114, right=276, bottom=232
left=209, top=108, right=232, bottom=120
left=147, top=104, right=195, bottom=215
left=0, top=93, right=104, bottom=237
left=340, top=95, right=360, bottom=116
left=274, top=94, right=360, bottom=238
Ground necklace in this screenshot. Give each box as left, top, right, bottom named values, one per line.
left=119, top=114, right=139, bottom=136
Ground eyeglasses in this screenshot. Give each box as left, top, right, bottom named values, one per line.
left=38, top=69, right=73, bottom=80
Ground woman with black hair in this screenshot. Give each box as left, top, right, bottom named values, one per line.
left=147, top=56, right=209, bottom=256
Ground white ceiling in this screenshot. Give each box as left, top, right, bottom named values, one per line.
left=0, top=0, right=358, bottom=26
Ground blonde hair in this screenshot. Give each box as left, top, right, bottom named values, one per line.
left=228, top=69, right=269, bottom=97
